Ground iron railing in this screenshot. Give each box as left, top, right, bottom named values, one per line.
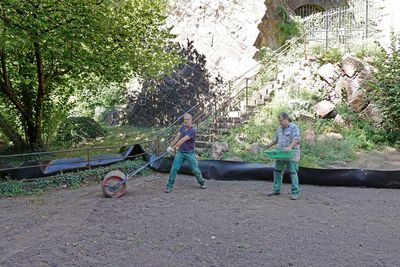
left=300, top=0, right=381, bottom=52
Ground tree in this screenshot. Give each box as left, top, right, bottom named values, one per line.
left=0, top=0, right=180, bottom=150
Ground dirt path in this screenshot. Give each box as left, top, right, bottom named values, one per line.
left=1, top=173, right=399, bottom=267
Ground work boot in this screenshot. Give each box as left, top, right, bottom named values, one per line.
left=267, top=191, right=280, bottom=196
left=165, top=188, right=172, bottom=193
left=290, top=194, right=299, bottom=200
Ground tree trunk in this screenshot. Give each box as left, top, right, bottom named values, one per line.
left=32, top=41, right=46, bottom=149
left=0, top=112, right=26, bottom=151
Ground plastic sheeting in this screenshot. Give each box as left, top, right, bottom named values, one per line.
left=1, top=145, right=148, bottom=180
left=151, top=155, right=400, bottom=189
left=1, top=144, right=399, bottom=189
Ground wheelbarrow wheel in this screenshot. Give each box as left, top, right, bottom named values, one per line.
left=102, top=170, right=127, bottom=198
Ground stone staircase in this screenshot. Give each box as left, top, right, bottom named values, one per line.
left=196, top=113, right=243, bottom=155
left=194, top=53, right=315, bottom=156
left=195, top=98, right=266, bottom=155
left=190, top=35, right=307, bottom=156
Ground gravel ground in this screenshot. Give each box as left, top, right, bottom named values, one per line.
left=1, top=173, right=400, bottom=267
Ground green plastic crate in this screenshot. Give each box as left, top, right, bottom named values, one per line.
left=263, top=149, right=294, bottom=159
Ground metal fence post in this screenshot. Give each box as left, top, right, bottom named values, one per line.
left=228, top=80, right=232, bottom=111
left=365, top=0, right=369, bottom=39
left=303, top=33, right=307, bottom=59
left=325, top=15, right=329, bottom=50
left=214, top=97, right=217, bottom=127
left=338, top=6, right=341, bottom=47
left=245, top=78, right=249, bottom=112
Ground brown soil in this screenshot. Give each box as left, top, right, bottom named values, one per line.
left=1, top=173, right=399, bottom=267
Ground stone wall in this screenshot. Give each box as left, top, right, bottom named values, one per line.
left=167, top=0, right=266, bottom=81
left=167, top=0, right=346, bottom=81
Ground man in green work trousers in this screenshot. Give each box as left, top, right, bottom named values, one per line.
left=265, top=112, right=301, bottom=200
left=165, top=113, right=206, bottom=193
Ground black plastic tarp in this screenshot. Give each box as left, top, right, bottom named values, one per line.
left=150, top=155, right=400, bottom=189
left=1, top=144, right=399, bottom=189
left=1, top=145, right=148, bottom=180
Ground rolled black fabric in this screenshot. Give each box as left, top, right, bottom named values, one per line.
left=1, top=144, right=399, bottom=189
left=151, top=155, right=400, bottom=189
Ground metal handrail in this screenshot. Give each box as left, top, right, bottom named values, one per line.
left=0, top=142, right=151, bottom=159
left=0, top=153, right=147, bottom=173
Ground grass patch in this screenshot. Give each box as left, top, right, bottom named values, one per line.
left=60, top=124, right=158, bottom=149
left=300, top=139, right=357, bottom=168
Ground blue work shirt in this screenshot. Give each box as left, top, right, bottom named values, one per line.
left=179, top=126, right=196, bottom=153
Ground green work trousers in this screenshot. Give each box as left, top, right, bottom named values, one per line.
left=166, top=150, right=205, bottom=189
left=272, top=160, right=300, bottom=195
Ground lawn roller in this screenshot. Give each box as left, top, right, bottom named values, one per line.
left=102, top=151, right=168, bottom=198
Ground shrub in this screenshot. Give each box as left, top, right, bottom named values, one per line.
left=56, top=117, right=105, bottom=146
left=369, top=34, right=400, bottom=146
left=318, top=48, right=343, bottom=65
left=277, top=6, right=300, bottom=45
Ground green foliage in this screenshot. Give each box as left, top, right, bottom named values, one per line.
left=0, top=158, right=148, bottom=197
left=317, top=48, right=343, bottom=65
left=71, top=82, right=128, bottom=118
left=0, top=0, right=181, bottom=150
left=56, top=117, right=105, bottom=146
left=300, top=139, right=357, bottom=168
left=277, top=6, right=300, bottom=45
left=336, top=104, right=388, bottom=149
left=258, top=46, right=275, bottom=63
left=354, top=43, right=385, bottom=59
left=369, top=34, right=400, bottom=146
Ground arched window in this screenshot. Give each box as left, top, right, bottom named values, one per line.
left=294, top=4, right=324, bottom=17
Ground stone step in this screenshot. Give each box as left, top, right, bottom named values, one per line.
left=216, top=117, right=241, bottom=123
left=256, top=99, right=265, bottom=105
left=208, top=128, right=230, bottom=135
left=227, top=111, right=241, bottom=118
left=219, top=121, right=243, bottom=128
left=247, top=99, right=258, bottom=107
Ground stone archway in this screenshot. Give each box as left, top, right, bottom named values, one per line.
left=287, top=0, right=347, bottom=12
left=294, top=4, right=325, bottom=17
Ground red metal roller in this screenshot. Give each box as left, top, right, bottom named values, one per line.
left=102, top=170, right=127, bottom=198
